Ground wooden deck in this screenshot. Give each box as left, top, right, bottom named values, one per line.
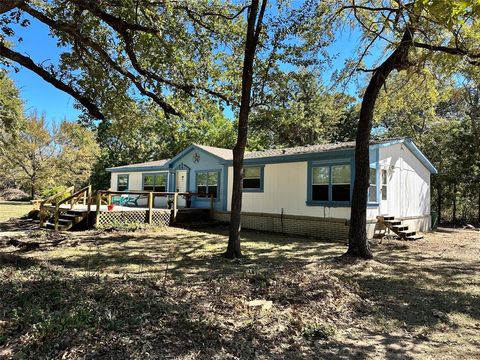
left=39, top=189, right=214, bottom=231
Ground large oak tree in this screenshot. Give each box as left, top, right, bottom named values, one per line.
left=326, top=0, right=480, bottom=258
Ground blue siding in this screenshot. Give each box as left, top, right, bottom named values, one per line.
left=168, top=147, right=225, bottom=210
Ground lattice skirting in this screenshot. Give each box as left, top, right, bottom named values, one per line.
left=97, top=210, right=171, bottom=227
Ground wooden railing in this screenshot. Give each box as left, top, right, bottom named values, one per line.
left=54, top=185, right=92, bottom=230
left=95, top=190, right=215, bottom=226
left=39, top=186, right=74, bottom=227
left=39, top=185, right=92, bottom=230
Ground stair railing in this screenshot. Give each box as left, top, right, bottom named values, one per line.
left=53, top=185, right=92, bottom=231
left=39, top=186, right=75, bottom=227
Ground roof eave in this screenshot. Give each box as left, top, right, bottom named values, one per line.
left=106, top=165, right=169, bottom=173
left=164, top=144, right=230, bottom=167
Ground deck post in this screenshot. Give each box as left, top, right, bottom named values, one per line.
left=210, top=194, right=214, bottom=218
left=147, top=192, right=153, bottom=225
left=95, top=192, right=101, bottom=227
left=172, top=192, right=178, bottom=224
left=86, top=185, right=92, bottom=227
left=39, top=206, right=45, bottom=227
left=54, top=203, right=59, bottom=231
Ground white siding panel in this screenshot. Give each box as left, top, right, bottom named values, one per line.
left=228, top=162, right=353, bottom=219
left=379, top=143, right=431, bottom=219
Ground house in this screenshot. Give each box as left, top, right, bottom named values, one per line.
left=106, top=137, right=437, bottom=240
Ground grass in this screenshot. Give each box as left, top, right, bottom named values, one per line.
left=0, top=222, right=479, bottom=359
left=0, top=201, right=33, bottom=222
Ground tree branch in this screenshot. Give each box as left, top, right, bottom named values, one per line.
left=0, top=42, right=105, bottom=119
left=412, top=42, right=480, bottom=59
left=0, top=0, right=21, bottom=14
left=18, top=2, right=180, bottom=116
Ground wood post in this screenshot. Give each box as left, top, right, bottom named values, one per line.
left=54, top=204, right=59, bottom=231
left=95, top=192, right=101, bottom=227
left=172, top=192, right=178, bottom=224
left=39, top=206, right=45, bottom=227
left=210, top=194, right=214, bottom=218
left=147, top=192, right=153, bottom=225
left=86, top=185, right=92, bottom=227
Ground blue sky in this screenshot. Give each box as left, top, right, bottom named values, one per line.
left=6, top=12, right=364, bottom=123
left=8, top=18, right=82, bottom=122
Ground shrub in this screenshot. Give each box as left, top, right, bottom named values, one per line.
left=0, top=188, right=29, bottom=201
left=41, top=185, right=71, bottom=204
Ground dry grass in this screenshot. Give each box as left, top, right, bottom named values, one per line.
left=0, top=222, right=479, bottom=359
left=0, top=201, right=33, bottom=222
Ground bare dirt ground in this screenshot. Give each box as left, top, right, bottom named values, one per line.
left=0, top=219, right=479, bottom=359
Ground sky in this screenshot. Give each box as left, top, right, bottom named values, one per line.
left=7, top=18, right=82, bottom=122
left=5, top=10, right=366, bottom=124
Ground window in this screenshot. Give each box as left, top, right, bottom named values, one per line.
left=243, top=167, right=262, bottom=190
left=311, top=164, right=351, bottom=203
left=143, top=173, right=167, bottom=192
left=197, top=171, right=218, bottom=198
left=331, top=165, right=351, bottom=201
left=381, top=169, right=388, bottom=200
left=117, top=175, right=129, bottom=191
left=312, top=166, right=329, bottom=201
left=368, top=168, right=377, bottom=202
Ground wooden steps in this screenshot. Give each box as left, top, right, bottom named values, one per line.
left=376, top=215, right=423, bottom=241
left=42, top=209, right=89, bottom=231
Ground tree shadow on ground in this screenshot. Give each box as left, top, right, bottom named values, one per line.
left=33, top=228, right=344, bottom=279
left=2, top=227, right=479, bottom=359
left=0, top=260, right=361, bottom=360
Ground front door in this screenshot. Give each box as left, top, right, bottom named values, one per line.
left=176, top=170, right=187, bottom=207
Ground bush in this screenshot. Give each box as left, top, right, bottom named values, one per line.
left=0, top=188, right=29, bottom=201
left=41, top=185, right=71, bottom=204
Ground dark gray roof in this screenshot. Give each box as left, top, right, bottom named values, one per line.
left=243, top=138, right=406, bottom=160
left=245, top=141, right=356, bottom=159
left=107, top=138, right=416, bottom=172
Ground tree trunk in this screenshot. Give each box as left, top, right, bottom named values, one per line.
left=346, top=27, right=414, bottom=259
left=477, top=186, right=480, bottom=225
left=452, top=183, right=457, bottom=223
left=225, top=0, right=267, bottom=259
left=437, top=180, right=442, bottom=224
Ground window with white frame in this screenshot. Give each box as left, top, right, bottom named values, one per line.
left=196, top=171, right=218, bottom=198
left=243, top=167, right=262, bottom=190
left=117, top=175, right=129, bottom=191
left=368, top=167, right=377, bottom=202
left=381, top=169, right=388, bottom=200
left=311, top=164, right=351, bottom=203
left=143, top=173, right=167, bottom=192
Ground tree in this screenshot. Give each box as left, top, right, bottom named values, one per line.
left=327, top=0, right=480, bottom=258
left=0, top=113, right=99, bottom=198
left=249, top=70, right=358, bottom=149
left=225, top=0, right=267, bottom=258
left=1, top=1, right=331, bottom=257
left=88, top=99, right=236, bottom=190
left=0, top=70, right=23, bottom=132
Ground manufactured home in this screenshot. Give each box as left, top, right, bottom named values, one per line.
left=106, top=137, right=437, bottom=240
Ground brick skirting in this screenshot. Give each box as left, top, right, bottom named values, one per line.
left=213, top=211, right=349, bottom=241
